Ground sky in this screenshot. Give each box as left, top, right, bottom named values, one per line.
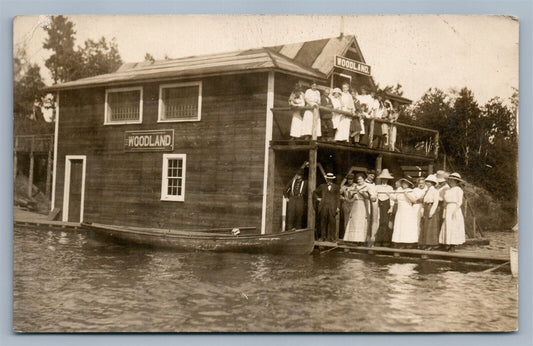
left=13, top=14, right=518, bottom=108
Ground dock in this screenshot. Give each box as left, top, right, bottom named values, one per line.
left=314, top=240, right=509, bottom=266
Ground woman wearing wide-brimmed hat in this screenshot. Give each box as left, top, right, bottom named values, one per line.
left=439, top=172, right=466, bottom=251
left=374, top=169, right=395, bottom=246
left=339, top=171, right=357, bottom=239
left=418, top=174, right=440, bottom=249
left=391, top=178, right=418, bottom=247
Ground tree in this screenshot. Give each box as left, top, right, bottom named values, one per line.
left=78, top=37, right=123, bottom=78
left=448, top=88, right=481, bottom=167
left=43, top=15, right=123, bottom=84
left=13, top=46, right=52, bottom=134
left=43, top=15, right=81, bottom=83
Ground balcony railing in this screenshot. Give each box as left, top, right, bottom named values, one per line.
left=14, top=134, right=54, bottom=153
left=271, top=106, right=439, bottom=159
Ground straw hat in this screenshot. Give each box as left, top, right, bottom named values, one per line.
left=332, top=88, right=342, bottom=95
left=377, top=169, right=394, bottom=180
left=325, top=173, right=336, bottom=180
left=425, top=174, right=438, bottom=184
left=397, top=178, right=414, bottom=187
left=436, top=170, right=449, bottom=183
left=448, top=172, right=464, bottom=182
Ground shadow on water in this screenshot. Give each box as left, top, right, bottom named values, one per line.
left=13, top=225, right=517, bottom=333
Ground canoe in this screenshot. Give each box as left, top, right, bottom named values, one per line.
left=510, top=247, right=518, bottom=277
left=82, top=222, right=315, bottom=255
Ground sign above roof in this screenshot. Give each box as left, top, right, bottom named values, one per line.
left=334, top=56, right=371, bottom=76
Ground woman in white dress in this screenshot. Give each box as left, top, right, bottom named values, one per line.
left=343, top=173, right=370, bottom=244
left=288, top=84, right=306, bottom=139
left=301, top=81, right=321, bottom=139
left=334, top=83, right=354, bottom=142
left=391, top=178, right=418, bottom=248
left=439, top=172, right=466, bottom=251
left=411, top=177, right=427, bottom=239
left=329, top=88, right=344, bottom=137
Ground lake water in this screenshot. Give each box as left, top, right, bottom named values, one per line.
left=13, top=225, right=518, bottom=332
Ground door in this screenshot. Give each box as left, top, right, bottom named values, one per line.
left=63, top=156, right=86, bottom=223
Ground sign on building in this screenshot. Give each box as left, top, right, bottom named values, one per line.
left=124, top=130, right=174, bottom=152
left=334, top=56, right=371, bottom=76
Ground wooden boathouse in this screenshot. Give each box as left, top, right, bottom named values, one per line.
left=45, top=35, right=438, bottom=234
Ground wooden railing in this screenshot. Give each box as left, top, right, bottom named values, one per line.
left=14, top=134, right=54, bottom=153
left=271, top=106, right=439, bottom=159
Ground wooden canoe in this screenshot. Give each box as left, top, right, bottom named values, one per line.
left=82, top=223, right=315, bottom=255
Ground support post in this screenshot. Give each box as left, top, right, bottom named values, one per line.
left=307, top=147, right=317, bottom=231
left=312, top=107, right=319, bottom=141
left=265, top=148, right=276, bottom=234
left=27, top=137, right=34, bottom=198
left=46, top=148, right=53, bottom=199
left=368, top=119, right=375, bottom=148
left=375, top=154, right=383, bottom=184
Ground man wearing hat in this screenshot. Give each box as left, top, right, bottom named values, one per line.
left=313, top=173, right=340, bottom=242
left=284, top=165, right=308, bottom=231
left=375, top=168, right=395, bottom=246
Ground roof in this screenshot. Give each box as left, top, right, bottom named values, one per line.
left=44, top=35, right=366, bottom=91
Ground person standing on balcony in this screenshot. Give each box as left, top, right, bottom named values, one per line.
left=284, top=165, right=308, bottom=231
left=302, top=81, right=322, bottom=140
left=335, top=83, right=354, bottom=143
left=331, top=88, right=349, bottom=142
left=320, top=87, right=334, bottom=141
left=288, top=83, right=305, bottom=139
left=374, top=169, right=395, bottom=247
left=439, top=173, right=466, bottom=251
left=313, top=173, right=340, bottom=242
left=388, top=101, right=400, bottom=151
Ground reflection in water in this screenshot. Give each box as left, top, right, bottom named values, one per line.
left=13, top=226, right=517, bottom=332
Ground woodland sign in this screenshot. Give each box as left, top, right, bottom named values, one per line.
left=124, top=129, right=174, bottom=152
left=334, top=55, right=371, bottom=76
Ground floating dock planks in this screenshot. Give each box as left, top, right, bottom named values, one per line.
left=315, top=240, right=508, bottom=266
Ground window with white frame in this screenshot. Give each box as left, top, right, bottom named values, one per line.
left=105, top=87, right=143, bottom=124
left=161, top=154, right=186, bottom=201
left=158, top=82, right=202, bottom=122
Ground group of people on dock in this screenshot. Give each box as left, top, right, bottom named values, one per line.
left=288, top=81, right=401, bottom=150
left=285, top=166, right=466, bottom=252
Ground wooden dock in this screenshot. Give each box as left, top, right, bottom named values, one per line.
left=315, top=240, right=509, bottom=266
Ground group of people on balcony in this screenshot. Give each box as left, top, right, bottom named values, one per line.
left=288, top=81, right=401, bottom=150
left=285, top=165, right=466, bottom=252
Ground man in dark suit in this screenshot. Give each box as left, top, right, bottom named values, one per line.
left=284, top=167, right=307, bottom=231
left=313, top=173, right=340, bottom=242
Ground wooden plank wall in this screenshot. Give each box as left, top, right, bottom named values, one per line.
left=55, top=73, right=268, bottom=230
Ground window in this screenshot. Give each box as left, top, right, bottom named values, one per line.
left=105, top=87, right=143, bottom=124
left=161, top=154, right=186, bottom=201
left=158, top=82, right=202, bottom=122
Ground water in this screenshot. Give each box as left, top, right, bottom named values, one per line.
left=13, top=226, right=518, bottom=332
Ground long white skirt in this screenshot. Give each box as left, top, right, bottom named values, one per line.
left=439, top=203, right=466, bottom=245
left=343, top=198, right=368, bottom=242
left=301, top=110, right=321, bottom=137
left=412, top=203, right=423, bottom=238
left=334, top=115, right=350, bottom=141
left=290, top=111, right=303, bottom=137
left=392, top=201, right=418, bottom=243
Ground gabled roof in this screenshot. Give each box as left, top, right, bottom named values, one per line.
left=44, top=35, right=367, bottom=91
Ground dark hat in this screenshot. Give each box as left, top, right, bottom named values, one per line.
left=398, top=178, right=414, bottom=187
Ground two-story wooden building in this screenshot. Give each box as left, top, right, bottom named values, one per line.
left=45, top=35, right=438, bottom=234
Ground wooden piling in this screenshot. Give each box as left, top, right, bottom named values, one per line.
left=307, top=146, right=317, bottom=231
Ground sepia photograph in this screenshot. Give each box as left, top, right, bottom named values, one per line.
left=12, top=14, right=518, bottom=333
